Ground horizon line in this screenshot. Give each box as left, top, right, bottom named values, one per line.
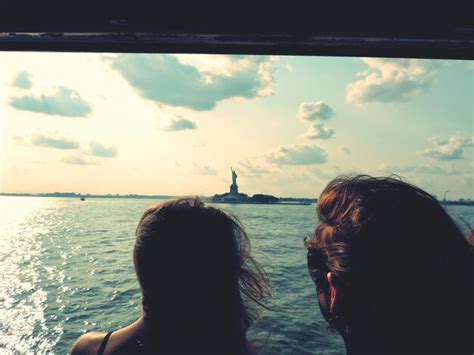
left=0, top=191, right=318, bottom=200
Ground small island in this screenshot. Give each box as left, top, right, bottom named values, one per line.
left=212, top=167, right=312, bottom=205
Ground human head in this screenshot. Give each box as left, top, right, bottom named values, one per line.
left=305, top=175, right=473, bottom=353
left=133, top=198, right=270, bottom=353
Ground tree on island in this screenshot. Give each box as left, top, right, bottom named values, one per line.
left=251, top=194, right=279, bottom=204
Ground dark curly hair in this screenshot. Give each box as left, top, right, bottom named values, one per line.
left=134, top=197, right=270, bottom=353
left=306, top=175, right=473, bottom=354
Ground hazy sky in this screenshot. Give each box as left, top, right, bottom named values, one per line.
left=0, top=52, right=472, bottom=199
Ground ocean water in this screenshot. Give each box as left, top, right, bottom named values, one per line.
left=0, top=196, right=472, bottom=354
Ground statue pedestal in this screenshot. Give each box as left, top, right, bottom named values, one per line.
left=230, top=183, right=239, bottom=195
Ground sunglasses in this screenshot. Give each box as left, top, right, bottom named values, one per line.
left=306, top=244, right=330, bottom=293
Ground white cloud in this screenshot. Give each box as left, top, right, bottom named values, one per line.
left=62, top=155, right=101, bottom=166
left=339, top=146, right=351, bottom=155
left=266, top=144, right=328, bottom=165
left=9, top=86, right=92, bottom=117
left=346, top=58, right=441, bottom=104
left=379, top=163, right=452, bottom=175
left=87, top=142, right=118, bottom=158
left=12, top=71, right=33, bottom=89
left=304, top=123, right=335, bottom=140
left=12, top=136, right=27, bottom=146
left=420, top=134, right=473, bottom=160
left=297, top=101, right=334, bottom=122
left=238, top=160, right=269, bottom=176
left=31, top=132, right=80, bottom=150
left=310, top=165, right=344, bottom=181
left=108, top=54, right=277, bottom=111
left=159, top=116, right=197, bottom=131
left=193, top=163, right=217, bottom=175
left=456, top=60, right=474, bottom=70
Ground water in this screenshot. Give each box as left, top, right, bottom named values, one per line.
left=0, top=196, right=472, bottom=354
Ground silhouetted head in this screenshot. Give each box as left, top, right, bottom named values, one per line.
left=134, top=198, right=270, bottom=353
left=306, top=175, right=473, bottom=354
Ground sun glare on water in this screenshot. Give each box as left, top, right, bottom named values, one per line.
left=0, top=196, right=62, bottom=353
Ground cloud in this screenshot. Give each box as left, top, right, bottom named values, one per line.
left=379, top=163, right=446, bottom=175
left=284, top=64, right=294, bottom=72
left=420, top=135, right=473, bottom=160
left=9, top=86, right=92, bottom=117
left=310, top=165, right=344, bottom=181
left=451, top=60, right=474, bottom=70
left=87, top=142, right=118, bottom=158
left=266, top=144, right=328, bottom=165
left=339, top=146, right=351, bottom=155
left=297, top=101, right=334, bottom=122
left=31, top=132, right=80, bottom=150
left=238, top=160, right=269, bottom=176
left=160, top=116, right=197, bottom=131
left=346, top=58, right=441, bottom=104
left=304, top=123, right=335, bottom=140
left=108, top=54, right=276, bottom=111
left=62, top=155, right=101, bottom=166
left=12, top=71, right=32, bottom=89
left=378, top=162, right=470, bottom=176
left=13, top=136, right=27, bottom=146
left=193, top=163, right=217, bottom=175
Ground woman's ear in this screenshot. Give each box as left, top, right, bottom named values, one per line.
left=327, top=272, right=343, bottom=314
left=327, top=272, right=351, bottom=336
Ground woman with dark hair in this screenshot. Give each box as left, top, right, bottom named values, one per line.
left=305, top=175, right=473, bottom=354
left=72, top=198, right=270, bottom=354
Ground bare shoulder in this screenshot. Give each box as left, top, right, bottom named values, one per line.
left=71, top=332, right=107, bottom=355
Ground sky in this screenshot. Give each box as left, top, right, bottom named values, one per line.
left=0, top=52, right=472, bottom=199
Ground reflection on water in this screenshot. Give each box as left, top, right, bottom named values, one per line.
left=0, top=196, right=472, bottom=354
left=0, top=197, right=60, bottom=353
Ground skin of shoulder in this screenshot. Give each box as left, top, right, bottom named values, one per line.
left=71, top=332, right=107, bottom=355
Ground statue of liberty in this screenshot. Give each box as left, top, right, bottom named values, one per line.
left=230, top=167, right=239, bottom=195
left=231, top=167, right=238, bottom=185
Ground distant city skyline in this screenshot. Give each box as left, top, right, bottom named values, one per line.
left=1, top=53, right=472, bottom=199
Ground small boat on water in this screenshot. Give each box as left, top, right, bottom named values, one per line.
left=80, top=197, right=86, bottom=201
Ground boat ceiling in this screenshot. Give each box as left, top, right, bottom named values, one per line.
left=0, top=2, right=473, bottom=59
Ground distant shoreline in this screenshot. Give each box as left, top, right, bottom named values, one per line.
left=0, top=192, right=317, bottom=205
left=0, top=192, right=175, bottom=199
left=1, top=193, right=472, bottom=206
left=211, top=200, right=312, bottom=206
left=439, top=200, right=474, bottom=206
